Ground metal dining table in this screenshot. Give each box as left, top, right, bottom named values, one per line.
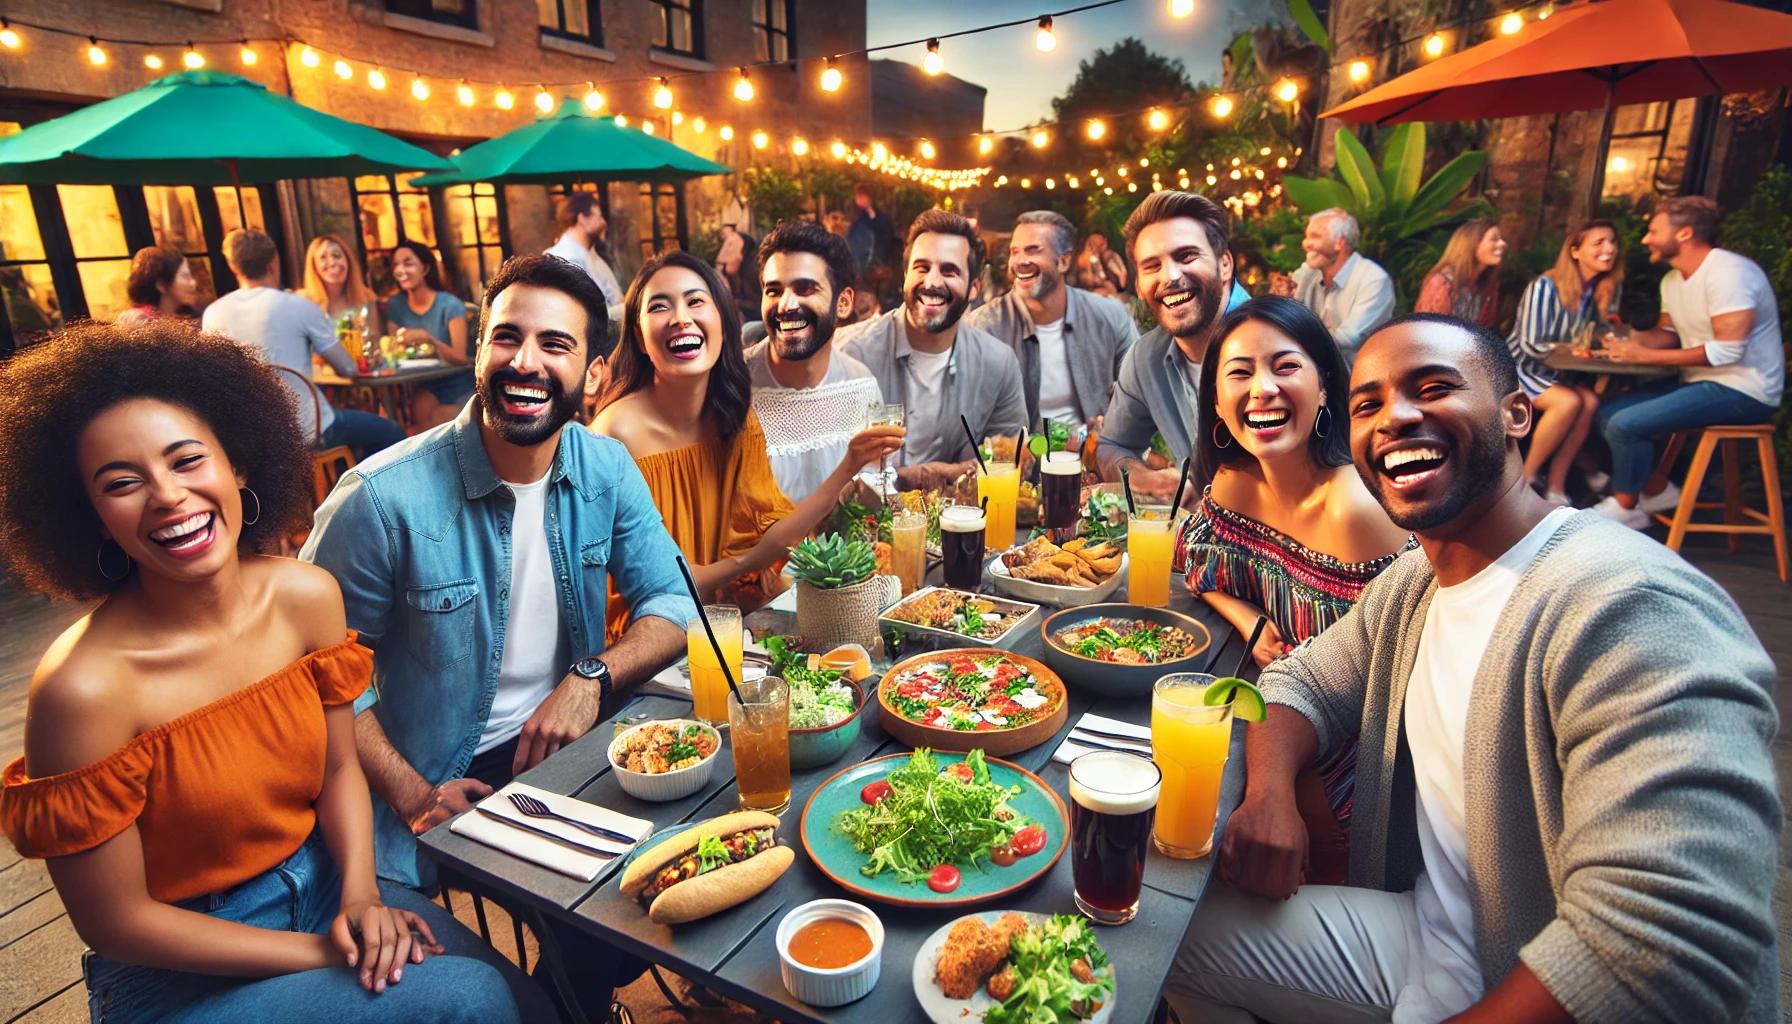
left=418, top=570, right=1250, bottom=1024
left=1542, top=347, right=1677, bottom=394
left=314, top=361, right=468, bottom=430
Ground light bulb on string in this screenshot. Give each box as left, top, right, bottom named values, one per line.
left=792, top=137, right=809, bottom=156
left=831, top=140, right=847, bottom=158
left=495, top=88, right=515, bottom=110
left=534, top=88, right=553, bottom=113
left=751, top=129, right=769, bottom=150
left=299, top=46, right=320, bottom=67
left=1424, top=33, right=1446, bottom=58
left=1538, top=2, right=1554, bottom=18
left=692, top=116, right=707, bottom=133
left=642, top=120, right=656, bottom=135
left=653, top=78, right=673, bottom=109
left=978, top=136, right=993, bottom=155
left=1206, top=174, right=1217, bottom=185
left=719, top=125, right=735, bottom=141
left=1209, top=94, right=1234, bottom=119
left=1169, top=0, right=1195, bottom=17
left=1274, top=78, right=1299, bottom=103
left=1020, top=178, right=1032, bottom=189
left=144, top=53, right=164, bottom=70
left=1117, top=166, right=1128, bottom=177
left=1086, top=119, right=1106, bottom=141
left=1045, top=178, right=1056, bottom=190
left=919, top=140, right=936, bottom=160
left=87, top=38, right=107, bottom=66
left=1035, top=17, right=1056, bottom=52
left=1499, top=11, right=1523, bottom=35
left=671, top=111, right=684, bottom=125
left=367, top=68, right=387, bottom=91
left=411, top=77, right=430, bottom=102
left=1146, top=108, right=1170, bottom=132
left=1259, top=146, right=1271, bottom=156
left=182, top=44, right=205, bottom=69
left=239, top=42, right=257, bottom=66
left=0, top=21, right=22, bottom=50
left=1140, top=157, right=1151, bottom=167
left=820, top=58, right=843, bottom=92
left=1179, top=176, right=1191, bottom=188
left=1030, top=129, right=1049, bottom=149
left=1276, top=156, right=1287, bottom=168
left=613, top=114, right=627, bottom=127
left=922, top=39, right=944, bottom=76
left=733, top=69, right=754, bottom=102
left=1103, top=186, right=1113, bottom=195
left=871, top=141, right=887, bottom=161
left=1127, top=182, right=1138, bottom=193
left=1347, top=59, right=1370, bottom=84
left=584, top=85, right=605, bottom=111
left=457, top=81, right=475, bottom=106
left=333, top=59, right=352, bottom=81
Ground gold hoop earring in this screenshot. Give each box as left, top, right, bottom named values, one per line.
left=96, top=539, right=132, bottom=582
left=240, top=486, right=261, bottom=527
left=1212, top=420, right=1233, bottom=449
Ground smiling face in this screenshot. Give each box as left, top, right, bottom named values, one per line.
left=1008, top=222, right=1068, bottom=303
left=1302, top=214, right=1346, bottom=270
left=78, top=398, right=245, bottom=584
left=164, top=258, right=199, bottom=308
left=391, top=246, right=427, bottom=291
left=1215, top=319, right=1325, bottom=464
left=1348, top=321, right=1525, bottom=534
left=903, top=231, right=974, bottom=335
left=313, top=240, right=350, bottom=290
left=1475, top=226, right=1507, bottom=268
left=1572, top=225, right=1619, bottom=280
left=761, top=250, right=847, bottom=361
left=1132, top=217, right=1230, bottom=342
left=1642, top=212, right=1685, bottom=264
left=476, top=283, right=588, bottom=447
left=638, top=264, right=725, bottom=382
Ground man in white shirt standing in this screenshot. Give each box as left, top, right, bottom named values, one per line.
left=1290, top=208, right=1395, bottom=362
left=544, top=192, right=624, bottom=330
left=1592, top=195, right=1784, bottom=527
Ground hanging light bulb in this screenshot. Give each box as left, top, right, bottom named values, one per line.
left=919, top=139, right=936, bottom=160
left=1045, top=177, right=1057, bottom=190
left=1035, top=16, right=1056, bottom=52
left=495, top=88, right=515, bottom=110
left=1084, top=119, right=1106, bottom=142
left=653, top=77, right=673, bottom=109
left=1147, top=108, right=1170, bottom=132
left=1499, top=11, right=1524, bottom=34
left=641, top=119, right=656, bottom=135
left=1169, top=0, right=1195, bottom=16
left=0, top=21, right=22, bottom=50
left=1020, top=177, right=1032, bottom=189
left=333, top=59, right=352, bottom=80
left=922, top=38, right=944, bottom=76
left=457, top=81, right=475, bottom=106
left=411, top=76, right=430, bottom=101
left=751, top=129, right=769, bottom=150
left=719, top=125, right=735, bottom=141
left=583, top=85, right=604, bottom=111
left=734, top=68, right=754, bottom=102
left=1206, top=174, right=1217, bottom=185
left=1347, top=59, right=1371, bottom=84
left=820, top=58, right=843, bottom=92
left=671, top=110, right=684, bottom=125
left=1537, top=2, right=1555, bottom=18
left=871, top=141, right=888, bottom=161
left=1030, top=128, right=1049, bottom=149
left=792, top=137, right=810, bottom=156
left=977, top=136, right=993, bottom=156
left=1274, top=78, right=1299, bottom=103
left=144, top=53, right=164, bottom=70
left=534, top=87, right=553, bottom=113
left=299, top=46, right=320, bottom=68
left=1424, top=32, right=1446, bottom=58
left=830, top=140, right=847, bottom=159
left=692, top=116, right=707, bottom=133
left=368, top=67, right=387, bottom=90
left=239, top=42, right=257, bottom=66
left=613, top=114, right=627, bottom=127
left=87, top=38, right=108, bottom=66
left=182, top=44, right=205, bottom=69
left=1209, top=94, right=1234, bottom=118
left=1117, top=166, right=1128, bottom=177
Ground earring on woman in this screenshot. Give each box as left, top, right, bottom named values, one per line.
left=1212, top=420, right=1233, bottom=449
left=96, top=539, right=132, bottom=582
left=240, top=486, right=262, bottom=526
left=1314, top=406, right=1334, bottom=439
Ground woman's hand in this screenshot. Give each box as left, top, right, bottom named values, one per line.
left=842, top=425, right=906, bottom=473
left=1253, top=621, right=1294, bottom=667
left=330, top=898, right=445, bottom=993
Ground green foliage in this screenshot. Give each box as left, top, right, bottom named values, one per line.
left=1716, top=165, right=1792, bottom=468
left=787, top=533, right=877, bottom=589
left=1231, top=205, right=1307, bottom=275
left=744, top=167, right=806, bottom=229
left=1286, top=0, right=1330, bottom=51
left=1050, top=38, right=1196, bottom=128
left=1283, top=124, right=1491, bottom=262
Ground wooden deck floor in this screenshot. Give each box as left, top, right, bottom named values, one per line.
left=0, top=531, right=1786, bottom=1022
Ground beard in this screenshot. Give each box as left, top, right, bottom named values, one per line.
left=1156, top=270, right=1224, bottom=342
left=905, top=283, right=970, bottom=335
left=1015, top=262, right=1060, bottom=302
left=479, top=367, right=581, bottom=447
left=1362, top=418, right=1509, bottom=534
left=768, top=304, right=835, bottom=362
left=1650, top=237, right=1680, bottom=263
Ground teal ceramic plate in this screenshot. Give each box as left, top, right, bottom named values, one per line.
left=799, top=751, right=1069, bottom=908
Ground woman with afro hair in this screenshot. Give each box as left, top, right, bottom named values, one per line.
left=0, top=322, right=551, bottom=1023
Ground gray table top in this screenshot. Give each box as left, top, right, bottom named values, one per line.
left=315, top=362, right=468, bottom=387
left=1542, top=347, right=1677, bottom=377
left=420, top=576, right=1249, bottom=1024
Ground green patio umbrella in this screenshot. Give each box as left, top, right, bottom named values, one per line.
left=0, top=70, right=452, bottom=185
left=409, top=97, right=729, bottom=187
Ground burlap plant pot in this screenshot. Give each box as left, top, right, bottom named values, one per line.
left=794, top=575, right=890, bottom=649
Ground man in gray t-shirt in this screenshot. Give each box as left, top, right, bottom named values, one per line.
left=202, top=229, right=405, bottom=458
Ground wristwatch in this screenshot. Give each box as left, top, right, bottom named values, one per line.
left=570, top=655, right=614, bottom=716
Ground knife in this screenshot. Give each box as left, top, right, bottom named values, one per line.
left=476, top=806, right=621, bottom=859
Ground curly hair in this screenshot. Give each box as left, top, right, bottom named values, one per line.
left=0, top=321, right=314, bottom=601
left=125, top=246, right=188, bottom=307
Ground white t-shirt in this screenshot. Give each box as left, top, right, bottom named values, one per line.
left=477, top=469, right=567, bottom=754
left=545, top=232, right=624, bottom=326
left=902, top=346, right=954, bottom=464
left=1396, top=506, right=1573, bottom=1022
left=1661, top=248, right=1784, bottom=407
left=1034, top=318, right=1079, bottom=426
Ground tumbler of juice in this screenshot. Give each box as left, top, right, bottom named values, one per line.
left=1150, top=673, right=1233, bottom=859
left=891, top=509, right=928, bottom=596
left=1127, top=504, right=1175, bottom=607
left=687, top=605, right=742, bottom=725
left=977, top=449, right=1021, bottom=552
left=729, top=675, right=791, bottom=814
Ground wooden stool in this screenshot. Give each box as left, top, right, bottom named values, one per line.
left=1653, top=423, right=1787, bottom=582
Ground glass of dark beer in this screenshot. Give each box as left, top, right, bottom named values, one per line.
left=1040, top=450, right=1083, bottom=541
left=1068, top=750, right=1161, bottom=925
left=939, top=504, right=987, bottom=592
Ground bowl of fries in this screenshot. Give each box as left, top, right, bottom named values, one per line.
left=986, top=535, right=1128, bottom=607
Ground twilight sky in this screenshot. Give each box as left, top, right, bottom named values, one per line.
left=865, top=0, right=1284, bottom=132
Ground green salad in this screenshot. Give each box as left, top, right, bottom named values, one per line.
left=1079, top=491, right=1127, bottom=545
left=835, top=748, right=1026, bottom=882
left=987, top=915, right=1113, bottom=1024
left=764, top=635, right=857, bottom=730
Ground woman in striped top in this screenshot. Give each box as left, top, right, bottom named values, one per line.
left=1414, top=218, right=1505, bottom=326
left=1507, top=220, right=1622, bottom=504
left=1177, top=296, right=1411, bottom=884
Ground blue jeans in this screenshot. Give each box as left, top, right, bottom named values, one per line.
left=1595, top=379, right=1777, bottom=495
left=83, top=832, right=557, bottom=1024
left=320, top=409, right=407, bottom=460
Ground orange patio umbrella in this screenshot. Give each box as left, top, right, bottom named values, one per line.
left=1321, top=0, right=1792, bottom=204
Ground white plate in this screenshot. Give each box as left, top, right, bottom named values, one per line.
left=987, top=552, right=1127, bottom=607
left=397, top=357, right=445, bottom=368
left=911, top=911, right=1116, bottom=1024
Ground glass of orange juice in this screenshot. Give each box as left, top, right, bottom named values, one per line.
left=978, top=443, right=1021, bottom=552
left=1127, top=503, right=1175, bottom=606
left=890, top=509, right=927, bottom=596
left=687, top=604, right=742, bottom=726
left=1151, top=672, right=1233, bottom=858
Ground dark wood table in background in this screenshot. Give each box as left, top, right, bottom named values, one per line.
left=1542, top=347, right=1677, bottom=394
left=420, top=572, right=1249, bottom=1024
left=315, top=361, right=467, bottom=430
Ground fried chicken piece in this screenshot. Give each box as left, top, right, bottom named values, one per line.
left=986, top=965, right=1017, bottom=1002
left=1002, top=535, right=1059, bottom=568
left=1012, top=561, right=1079, bottom=586
left=991, top=913, right=1030, bottom=948
left=935, top=918, right=1007, bottom=999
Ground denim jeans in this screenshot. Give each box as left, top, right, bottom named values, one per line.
left=320, top=409, right=407, bottom=461
left=83, top=832, right=557, bottom=1024
left=1595, top=379, right=1778, bottom=495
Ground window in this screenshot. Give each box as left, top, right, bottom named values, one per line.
left=753, top=0, right=794, bottom=63
left=0, top=182, right=61, bottom=345
left=386, top=0, right=477, bottom=29
left=445, top=182, right=506, bottom=305
left=651, top=0, right=702, bottom=57
left=353, top=173, right=438, bottom=294
left=60, top=185, right=134, bottom=323
left=1603, top=100, right=1697, bottom=201
left=142, top=186, right=219, bottom=305
left=539, top=0, right=601, bottom=44
left=636, top=183, right=681, bottom=262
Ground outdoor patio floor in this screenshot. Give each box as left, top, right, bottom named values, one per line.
left=0, top=532, right=1785, bottom=1022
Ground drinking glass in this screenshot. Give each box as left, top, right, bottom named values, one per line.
left=1151, top=673, right=1232, bottom=859
left=1040, top=450, right=1083, bottom=541
left=977, top=437, right=1022, bottom=552
left=686, top=604, right=742, bottom=726
left=1068, top=750, right=1161, bottom=925
left=939, top=503, right=987, bottom=592
left=1126, top=503, right=1175, bottom=607
left=866, top=402, right=906, bottom=503
left=729, top=675, right=792, bottom=813
left=890, top=509, right=928, bottom=596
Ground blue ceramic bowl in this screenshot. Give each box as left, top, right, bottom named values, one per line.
left=788, top=679, right=865, bottom=771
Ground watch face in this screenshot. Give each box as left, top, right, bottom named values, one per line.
left=576, top=657, right=607, bottom=679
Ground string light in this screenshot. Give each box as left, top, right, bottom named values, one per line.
left=1348, top=59, right=1371, bottom=84
left=1045, top=177, right=1056, bottom=189
left=733, top=68, right=755, bottom=102
left=978, top=136, right=994, bottom=155
left=820, top=58, right=843, bottom=92
left=1146, top=108, right=1170, bottom=132
left=1274, top=78, right=1299, bottom=103
left=919, top=139, right=937, bottom=160
left=0, top=21, right=22, bottom=50
left=792, top=137, right=810, bottom=156
left=1209, top=94, right=1234, bottom=118
left=86, top=38, right=107, bottom=66
left=1538, top=2, right=1554, bottom=18
left=613, top=114, right=627, bottom=127
left=1499, top=11, right=1524, bottom=34
left=1424, top=32, right=1447, bottom=58
left=333, top=59, right=352, bottom=80
left=719, top=125, right=735, bottom=141
left=1141, top=156, right=1151, bottom=167
left=1020, top=177, right=1032, bottom=189
left=534, top=87, right=553, bottom=113
left=671, top=110, right=684, bottom=125
left=1085, top=119, right=1106, bottom=141
left=692, top=116, right=707, bottom=133
left=1035, top=17, right=1056, bottom=52
left=831, top=140, right=848, bottom=158
left=368, top=67, right=387, bottom=90
left=239, top=42, right=257, bottom=66
left=1030, top=129, right=1049, bottom=149
left=872, top=141, right=888, bottom=161
left=653, top=78, right=673, bottom=109
left=922, top=38, right=944, bottom=76
left=299, top=46, right=320, bottom=68
left=1170, top=0, right=1195, bottom=16
left=495, top=88, right=515, bottom=110
left=457, top=81, right=475, bottom=106
left=182, top=43, right=204, bottom=69
left=641, top=119, right=656, bottom=135
left=411, top=76, right=430, bottom=101
left=584, top=85, right=604, bottom=111
left=144, top=53, right=164, bottom=70
left=751, top=129, right=769, bottom=149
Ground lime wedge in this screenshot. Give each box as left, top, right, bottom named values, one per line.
left=1203, top=676, right=1266, bottom=722
left=1028, top=434, right=1049, bottom=458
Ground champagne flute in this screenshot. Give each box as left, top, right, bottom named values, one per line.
left=866, top=402, right=905, bottom=503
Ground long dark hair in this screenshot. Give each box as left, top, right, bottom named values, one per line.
left=1195, top=295, right=1352, bottom=484
left=602, top=250, right=750, bottom=439
left=392, top=239, right=444, bottom=291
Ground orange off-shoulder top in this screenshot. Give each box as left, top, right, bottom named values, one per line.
left=0, top=635, right=372, bottom=904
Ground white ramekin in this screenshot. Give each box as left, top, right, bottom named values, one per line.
left=775, top=899, right=884, bottom=1007
left=606, top=719, right=720, bottom=801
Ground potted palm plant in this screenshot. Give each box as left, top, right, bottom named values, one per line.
left=789, top=534, right=887, bottom=649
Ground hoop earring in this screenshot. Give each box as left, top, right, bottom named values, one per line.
left=96, top=539, right=132, bottom=582
left=1314, top=406, right=1333, bottom=439
left=240, top=486, right=262, bottom=527
left=1212, top=421, right=1233, bottom=449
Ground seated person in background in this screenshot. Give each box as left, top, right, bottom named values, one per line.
left=1096, top=190, right=1235, bottom=501
left=117, top=244, right=199, bottom=326
left=1594, top=196, right=1784, bottom=527
left=1508, top=220, right=1621, bottom=505
left=967, top=210, right=1138, bottom=440
left=384, top=241, right=473, bottom=431
left=1171, top=314, right=1780, bottom=1024
left=1414, top=219, right=1504, bottom=326
left=593, top=251, right=900, bottom=632
left=1290, top=208, right=1395, bottom=363
left=205, top=228, right=405, bottom=460
left=0, top=324, right=546, bottom=1023
left=1074, top=230, right=1129, bottom=298
left=302, top=232, right=384, bottom=338
left=1179, top=295, right=1410, bottom=884
left=747, top=220, right=889, bottom=503
left=838, top=208, right=1026, bottom=492
left=544, top=192, right=625, bottom=329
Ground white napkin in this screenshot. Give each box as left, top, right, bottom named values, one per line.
left=1052, top=712, right=1153, bottom=765
left=448, top=782, right=654, bottom=881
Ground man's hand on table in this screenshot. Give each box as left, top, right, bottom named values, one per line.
left=513, top=673, right=606, bottom=774
left=1217, top=783, right=1308, bottom=900
left=406, top=778, right=494, bottom=835
left=1124, top=464, right=1182, bottom=503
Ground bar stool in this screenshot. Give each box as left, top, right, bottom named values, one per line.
left=1653, top=423, right=1787, bottom=582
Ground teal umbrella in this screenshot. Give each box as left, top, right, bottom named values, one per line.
left=409, top=97, right=729, bottom=187
left=0, top=70, right=451, bottom=185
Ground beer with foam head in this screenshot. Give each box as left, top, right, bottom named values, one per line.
left=1068, top=750, right=1161, bottom=925
left=939, top=504, right=987, bottom=592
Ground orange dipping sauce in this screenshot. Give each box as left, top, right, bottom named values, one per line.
left=787, top=917, right=873, bottom=969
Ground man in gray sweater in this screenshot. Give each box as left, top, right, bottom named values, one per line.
left=1169, top=314, right=1780, bottom=1023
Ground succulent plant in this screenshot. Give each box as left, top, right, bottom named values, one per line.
left=788, top=533, right=878, bottom=590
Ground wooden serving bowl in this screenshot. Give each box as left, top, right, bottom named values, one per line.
left=876, top=647, right=1069, bottom=757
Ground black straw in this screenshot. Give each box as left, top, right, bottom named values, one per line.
left=674, top=553, right=742, bottom=705
left=1231, top=615, right=1267, bottom=679
left=962, top=414, right=989, bottom=473
left=1119, top=467, right=1137, bottom=515
left=980, top=496, right=989, bottom=514
left=1169, top=457, right=1192, bottom=516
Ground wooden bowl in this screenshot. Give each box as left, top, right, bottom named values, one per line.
left=876, top=648, right=1069, bottom=757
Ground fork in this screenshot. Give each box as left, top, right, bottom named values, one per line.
left=506, top=792, right=640, bottom=845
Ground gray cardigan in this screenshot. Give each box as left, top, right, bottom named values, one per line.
left=1259, top=512, right=1780, bottom=1023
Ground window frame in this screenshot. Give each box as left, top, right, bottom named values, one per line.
left=752, top=0, right=795, bottom=63
left=649, top=0, right=704, bottom=59
left=385, top=0, right=479, bottom=30
left=538, top=0, right=603, bottom=46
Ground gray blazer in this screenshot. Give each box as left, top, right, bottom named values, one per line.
left=965, top=287, right=1139, bottom=428
left=839, top=308, right=1026, bottom=465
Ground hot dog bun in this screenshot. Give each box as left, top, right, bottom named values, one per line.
left=619, top=810, right=782, bottom=897
left=647, top=844, right=794, bottom=924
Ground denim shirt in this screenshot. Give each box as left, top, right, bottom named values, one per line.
left=299, top=402, right=696, bottom=886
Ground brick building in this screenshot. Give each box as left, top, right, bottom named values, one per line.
left=0, top=0, right=873, bottom=352
left=868, top=58, right=984, bottom=147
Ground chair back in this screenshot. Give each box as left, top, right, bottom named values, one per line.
left=269, top=365, right=357, bottom=507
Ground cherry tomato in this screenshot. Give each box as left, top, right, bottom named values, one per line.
left=947, top=763, right=975, bottom=782
left=989, top=843, right=1017, bottom=867
left=860, top=780, right=892, bottom=805
left=1011, top=824, right=1047, bottom=857
left=927, top=864, right=961, bottom=893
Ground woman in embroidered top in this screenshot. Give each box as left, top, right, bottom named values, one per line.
left=1413, top=218, right=1505, bottom=326
left=591, top=251, right=902, bottom=633
left=1178, top=296, right=1410, bottom=885
left=1507, top=219, right=1622, bottom=505
left=0, top=323, right=548, bottom=1023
